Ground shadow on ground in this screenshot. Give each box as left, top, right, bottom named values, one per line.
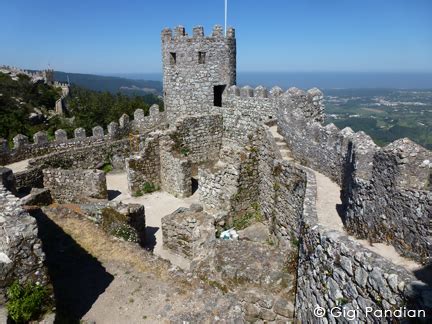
left=144, top=226, right=159, bottom=252
left=32, top=209, right=114, bottom=324
left=107, top=189, right=122, bottom=200
left=414, top=263, right=432, bottom=287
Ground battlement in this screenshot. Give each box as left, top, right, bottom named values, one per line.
left=161, top=25, right=235, bottom=41
left=0, top=105, right=166, bottom=164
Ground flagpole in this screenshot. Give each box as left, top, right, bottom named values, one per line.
left=225, top=0, right=228, bottom=36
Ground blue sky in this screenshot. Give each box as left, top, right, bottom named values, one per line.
left=0, top=0, right=431, bottom=74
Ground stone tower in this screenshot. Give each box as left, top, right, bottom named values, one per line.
left=161, top=25, right=236, bottom=122
left=43, top=69, right=54, bottom=85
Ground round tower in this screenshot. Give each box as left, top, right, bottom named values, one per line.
left=161, top=25, right=236, bottom=122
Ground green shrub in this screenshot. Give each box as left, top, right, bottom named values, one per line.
left=101, top=163, right=113, bottom=173
left=132, top=190, right=143, bottom=197
left=6, top=281, right=48, bottom=323
left=142, top=182, right=158, bottom=194
left=180, top=147, right=189, bottom=157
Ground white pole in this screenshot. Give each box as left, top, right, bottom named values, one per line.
left=225, top=0, right=228, bottom=36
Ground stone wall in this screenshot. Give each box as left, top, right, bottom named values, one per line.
left=43, top=169, right=107, bottom=203
left=162, top=206, right=215, bottom=259
left=0, top=106, right=165, bottom=164
left=162, top=25, right=236, bottom=122
left=172, top=114, right=223, bottom=164
left=0, top=185, right=49, bottom=303
left=126, top=132, right=162, bottom=195
left=257, top=126, right=307, bottom=246
left=160, top=138, right=192, bottom=198
left=14, top=167, right=44, bottom=191
left=29, top=139, right=131, bottom=171
left=0, top=167, right=16, bottom=193
left=344, top=138, right=432, bottom=264
left=43, top=201, right=146, bottom=245
left=295, top=168, right=432, bottom=323
left=276, top=88, right=431, bottom=264
left=197, top=144, right=259, bottom=223
left=277, top=94, right=350, bottom=186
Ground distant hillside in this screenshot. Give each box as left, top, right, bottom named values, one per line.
left=54, top=71, right=163, bottom=95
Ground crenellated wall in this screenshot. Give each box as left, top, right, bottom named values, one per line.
left=344, top=138, right=432, bottom=264
left=274, top=87, right=431, bottom=264
left=0, top=105, right=166, bottom=165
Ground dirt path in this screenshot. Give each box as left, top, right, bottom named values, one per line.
left=269, top=125, right=422, bottom=271
left=3, top=159, right=29, bottom=173
left=106, top=171, right=199, bottom=270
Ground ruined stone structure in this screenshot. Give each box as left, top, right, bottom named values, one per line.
left=0, top=185, right=49, bottom=303
left=0, top=65, right=53, bottom=84
left=1, top=25, right=431, bottom=322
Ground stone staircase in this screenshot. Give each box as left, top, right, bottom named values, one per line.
left=269, top=126, right=294, bottom=161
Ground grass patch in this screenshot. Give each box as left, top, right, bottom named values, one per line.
left=232, top=202, right=263, bottom=230
left=132, top=182, right=159, bottom=197
left=101, top=163, right=113, bottom=173
left=6, top=280, right=49, bottom=323
left=101, top=207, right=138, bottom=242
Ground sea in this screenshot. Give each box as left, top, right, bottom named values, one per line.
left=110, top=72, right=432, bottom=90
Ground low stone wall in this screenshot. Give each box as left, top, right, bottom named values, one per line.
left=198, top=156, right=239, bottom=217
left=173, top=114, right=223, bottom=164
left=43, top=169, right=107, bottom=203
left=14, top=167, right=44, bottom=190
left=162, top=206, right=215, bottom=259
left=126, top=132, right=162, bottom=195
left=295, top=169, right=432, bottom=323
left=44, top=201, right=146, bottom=245
left=29, top=139, right=131, bottom=171
left=0, top=185, right=49, bottom=303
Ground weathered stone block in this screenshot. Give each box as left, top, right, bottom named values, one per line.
left=162, top=207, right=215, bottom=259
left=55, top=129, right=68, bottom=142
left=92, top=126, right=104, bottom=138
left=13, top=134, right=29, bottom=149
left=33, top=131, right=48, bottom=145
left=74, top=127, right=86, bottom=138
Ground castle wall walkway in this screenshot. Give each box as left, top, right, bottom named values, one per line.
left=269, top=125, right=421, bottom=270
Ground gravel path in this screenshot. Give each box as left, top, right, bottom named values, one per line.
left=3, top=159, right=30, bottom=173
left=106, top=171, right=199, bottom=270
